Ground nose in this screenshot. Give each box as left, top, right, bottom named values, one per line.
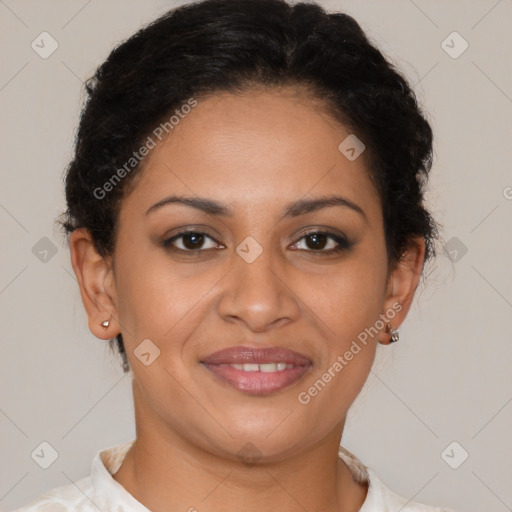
left=216, top=244, right=300, bottom=333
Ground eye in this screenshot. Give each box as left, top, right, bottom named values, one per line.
left=291, top=230, right=351, bottom=253
left=163, top=230, right=222, bottom=252
left=162, top=229, right=351, bottom=254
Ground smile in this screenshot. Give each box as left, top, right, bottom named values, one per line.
left=229, top=362, right=295, bottom=372
left=200, top=345, right=313, bottom=395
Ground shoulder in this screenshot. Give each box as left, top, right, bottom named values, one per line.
left=363, top=466, right=457, bottom=512
left=9, top=440, right=142, bottom=512
left=338, top=446, right=457, bottom=512
left=8, top=476, right=100, bottom=512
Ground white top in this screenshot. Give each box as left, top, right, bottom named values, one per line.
left=10, top=440, right=456, bottom=512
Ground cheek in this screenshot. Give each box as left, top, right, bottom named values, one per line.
left=296, top=253, right=387, bottom=343
left=113, top=244, right=219, bottom=356
left=111, top=243, right=177, bottom=343
left=305, top=349, right=375, bottom=443
left=295, top=269, right=382, bottom=429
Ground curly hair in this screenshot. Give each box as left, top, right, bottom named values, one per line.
left=58, top=0, right=439, bottom=374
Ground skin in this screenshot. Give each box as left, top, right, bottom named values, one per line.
left=70, top=86, right=425, bottom=512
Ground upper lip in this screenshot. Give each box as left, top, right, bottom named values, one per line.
left=201, top=346, right=312, bottom=365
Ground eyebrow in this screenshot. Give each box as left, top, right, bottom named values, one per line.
left=145, top=194, right=367, bottom=221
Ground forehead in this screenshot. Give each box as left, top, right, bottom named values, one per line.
left=121, top=88, right=381, bottom=221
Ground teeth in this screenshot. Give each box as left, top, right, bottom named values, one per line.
left=230, top=363, right=294, bottom=372
left=260, top=363, right=277, bottom=372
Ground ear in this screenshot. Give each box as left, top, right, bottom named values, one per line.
left=377, top=236, right=426, bottom=344
left=69, top=228, right=119, bottom=340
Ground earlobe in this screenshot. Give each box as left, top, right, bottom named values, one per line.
left=69, top=228, right=119, bottom=340
left=377, top=322, right=400, bottom=344
left=378, top=237, right=426, bottom=345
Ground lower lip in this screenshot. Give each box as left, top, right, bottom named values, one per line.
left=201, top=363, right=312, bottom=395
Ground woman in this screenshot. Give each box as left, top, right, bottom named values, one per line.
left=12, top=0, right=455, bottom=510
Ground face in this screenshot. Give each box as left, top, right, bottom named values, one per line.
left=76, top=87, right=420, bottom=463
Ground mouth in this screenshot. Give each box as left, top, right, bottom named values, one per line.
left=200, top=346, right=313, bottom=396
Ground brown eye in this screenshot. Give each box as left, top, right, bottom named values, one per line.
left=304, top=232, right=329, bottom=250
left=292, top=231, right=351, bottom=253
left=163, top=231, right=219, bottom=252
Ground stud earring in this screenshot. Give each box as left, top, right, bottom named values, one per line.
left=388, top=323, right=399, bottom=343
left=101, top=320, right=110, bottom=329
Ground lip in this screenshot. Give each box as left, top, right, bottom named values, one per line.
left=201, top=346, right=313, bottom=396
left=201, top=346, right=312, bottom=365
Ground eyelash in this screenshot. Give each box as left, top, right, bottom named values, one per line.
left=162, top=229, right=351, bottom=255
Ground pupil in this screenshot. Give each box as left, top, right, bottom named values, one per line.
left=307, top=233, right=326, bottom=250
left=184, top=233, right=203, bottom=249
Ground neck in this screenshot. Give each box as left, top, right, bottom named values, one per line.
left=113, top=386, right=368, bottom=512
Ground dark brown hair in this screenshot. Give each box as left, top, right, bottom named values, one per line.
left=58, top=0, right=438, bottom=373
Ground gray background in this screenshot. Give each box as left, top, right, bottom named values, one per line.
left=1, top=1, right=511, bottom=511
